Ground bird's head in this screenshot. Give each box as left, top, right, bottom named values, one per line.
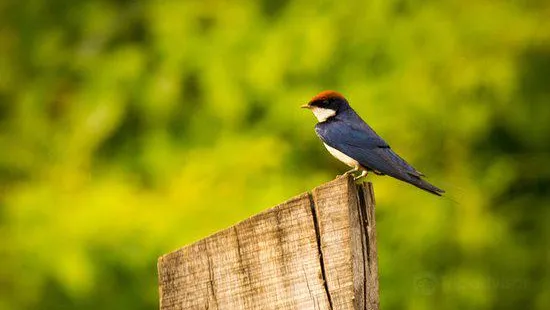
left=301, top=90, right=350, bottom=122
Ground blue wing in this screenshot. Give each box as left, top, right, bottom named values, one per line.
left=315, top=119, right=424, bottom=179
left=314, top=114, right=444, bottom=195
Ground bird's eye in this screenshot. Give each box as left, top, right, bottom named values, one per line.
left=322, top=100, right=329, bottom=105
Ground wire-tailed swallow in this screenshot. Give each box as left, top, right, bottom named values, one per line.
left=302, top=90, right=444, bottom=196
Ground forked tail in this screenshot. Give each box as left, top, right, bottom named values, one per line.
left=407, top=175, right=445, bottom=196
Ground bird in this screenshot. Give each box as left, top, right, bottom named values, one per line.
left=301, top=90, right=445, bottom=196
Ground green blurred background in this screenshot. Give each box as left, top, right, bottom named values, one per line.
left=1, top=0, right=549, bottom=309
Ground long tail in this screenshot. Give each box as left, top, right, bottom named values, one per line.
left=406, top=175, right=445, bottom=196
left=368, top=147, right=445, bottom=196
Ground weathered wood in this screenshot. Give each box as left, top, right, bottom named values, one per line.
left=158, top=175, right=379, bottom=310
left=359, top=183, right=380, bottom=309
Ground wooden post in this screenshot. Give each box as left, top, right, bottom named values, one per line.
left=158, top=175, right=379, bottom=309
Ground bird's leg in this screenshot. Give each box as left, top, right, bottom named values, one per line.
left=341, top=166, right=360, bottom=177
left=354, top=169, right=368, bottom=181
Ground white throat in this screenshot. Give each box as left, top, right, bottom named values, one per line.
left=311, top=107, right=336, bottom=122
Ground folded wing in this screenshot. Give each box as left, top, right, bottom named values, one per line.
left=315, top=120, right=444, bottom=195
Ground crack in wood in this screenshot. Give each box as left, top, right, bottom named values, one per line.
left=233, top=226, right=253, bottom=310
left=307, top=193, right=334, bottom=310
left=357, top=184, right=370, bottom=307
left=206, top=256, right=219, bottom=309
left=361, top=183, right=380, bottom=309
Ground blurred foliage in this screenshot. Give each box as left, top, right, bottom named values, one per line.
left=1, top=0, right=549, bottom=309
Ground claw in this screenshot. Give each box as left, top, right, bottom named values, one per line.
left=340, top=167, right=359, bottom=178
left=354, top=170, right=368, bottom=180
left=338, top=166, right=362, bottom=179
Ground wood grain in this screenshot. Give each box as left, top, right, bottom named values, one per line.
left=158, top=176, right=379, bottom=310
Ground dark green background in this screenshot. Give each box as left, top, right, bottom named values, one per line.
left=1, top=0, right=548, bottom=309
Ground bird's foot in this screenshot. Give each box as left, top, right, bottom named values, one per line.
left=339, top=167, right=359, bottom=178
left=354, top=170, right=368, bottom=181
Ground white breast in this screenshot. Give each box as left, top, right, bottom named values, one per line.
left=323, top=143, right=359, bottom=168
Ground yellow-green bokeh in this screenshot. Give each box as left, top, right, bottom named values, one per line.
left=1, top=0, right=549, bottom=309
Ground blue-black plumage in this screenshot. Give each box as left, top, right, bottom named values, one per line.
left=302, top=90, right=445, bottom=196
